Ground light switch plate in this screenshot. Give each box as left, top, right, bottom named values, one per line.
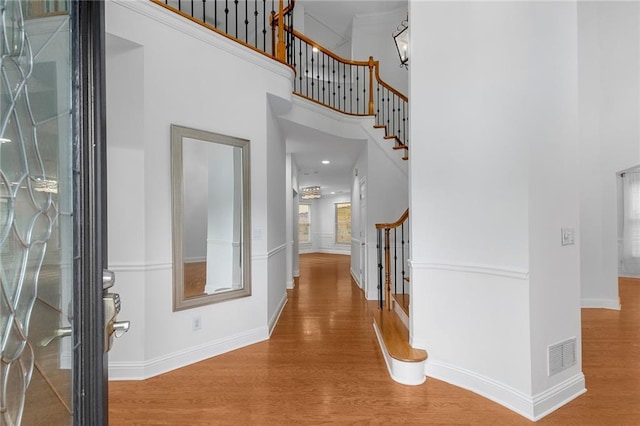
left=561, top=227, right=575, bottom=246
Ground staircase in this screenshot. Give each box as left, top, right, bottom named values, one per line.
left=374, top=209, right=427, bottom=385
left=152, top=0, right=409, bottom=161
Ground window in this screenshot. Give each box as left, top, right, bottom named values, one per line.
left=335, top=202, right=351, bottom=244
left=299, top=204, right=311, bottom=244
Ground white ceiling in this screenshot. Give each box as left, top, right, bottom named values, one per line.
left=281, top=119, right=365, bottom=196
left=299, top=1, right=407, bottom=43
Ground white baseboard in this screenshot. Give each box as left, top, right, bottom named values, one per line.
left=286, top=279, right=295, bottom=289
left=109, top=326, right=269, bottom=380
left=532, top=373, right=586, bottom=420
left=269, top=292, right=288, bottom=336
left=350, top=268, right=361, bottom=287
left=581, top=298, right=621, bottom=310
left=425, top=359, right=586, bottom=421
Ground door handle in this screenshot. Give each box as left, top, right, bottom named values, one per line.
left=39, top=327, right=72, bottom=347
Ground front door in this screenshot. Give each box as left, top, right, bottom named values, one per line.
left=0, top=1, right=116, bottom=424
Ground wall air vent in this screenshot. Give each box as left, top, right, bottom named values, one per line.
left=548, top=338, right=577, bottom=376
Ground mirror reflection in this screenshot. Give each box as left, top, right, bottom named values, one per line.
left=171, top=125, right=251, bottom=311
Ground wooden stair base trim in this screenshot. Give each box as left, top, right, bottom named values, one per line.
left=369, top=302, right=426, bottom=363
left=392, top=145, right=408, bottom=151
left=370, top=307, right=427, bottom=386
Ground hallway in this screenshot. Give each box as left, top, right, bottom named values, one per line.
left=109, top=254, right=640, bottom=424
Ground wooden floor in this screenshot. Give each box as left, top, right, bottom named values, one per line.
left=109, top=255, right=640, bottom=424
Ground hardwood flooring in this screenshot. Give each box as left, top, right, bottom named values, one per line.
left=109, top=255, right=640, bottom=424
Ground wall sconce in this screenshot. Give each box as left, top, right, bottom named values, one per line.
left=393, top=17, right=409, bottom=69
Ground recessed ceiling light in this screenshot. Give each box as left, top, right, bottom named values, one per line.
left=321, top=160, right=330, bottom=164
left=331, top=192, right=335, bottom=194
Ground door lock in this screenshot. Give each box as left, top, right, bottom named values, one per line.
left=103, top=269, right=130, bottom=353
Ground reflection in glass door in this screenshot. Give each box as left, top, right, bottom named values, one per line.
left=0, top=1, right=73, bottom=424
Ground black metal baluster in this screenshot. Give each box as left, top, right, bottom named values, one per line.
left=310, top=47, right=315, bottom=100
left=376, top=82, right=380, bottom=125
left=356, top=65, right=360, bottom=113
left=305, top=43, right=309, bottom=96
left=315, top=51, right=320, bottom=101
left=191, top=0, right=194, bottom=17
left=349, top=64, right=353, bottom=113
left=244, top=0, right=249, bottom=44
left=225, top=0, right=229, bottom=32
left=403, top=101, right=406, bottom=147
left=298, top=38, right=303, bottom=92
left=377, top=228, right=383, bottom=310
left=321, top=53, right=325, bottom=105
left=178, top=0, right=182, bottom=11
left=332, top=58, right=336, bottom=109
left=202, top=0, right=206, bottom=23
left=386, top=89, right=390, bottom=133
left=234, top=0, right=239, bottom=38
left=262, top=0, right=266, bottom=50
left=394, top=227, right=398, bottom=296
left=401, top=222, right=406, bottom=295
left=214, top=0, right=218, bottom=28
left=342, top=63, right=346, bottom=111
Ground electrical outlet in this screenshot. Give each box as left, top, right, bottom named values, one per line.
left=192, top=316, right=202, bottom=331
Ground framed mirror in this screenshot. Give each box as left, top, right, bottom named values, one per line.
left=171, top=125, right=251, bottom=311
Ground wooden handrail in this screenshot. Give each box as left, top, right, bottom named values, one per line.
left=375, top=209, right=409, bottom=230
left=373, top=62, right=408, bottom=103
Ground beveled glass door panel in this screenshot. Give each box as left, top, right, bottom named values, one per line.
left=0, top=1, right=73, bottom=425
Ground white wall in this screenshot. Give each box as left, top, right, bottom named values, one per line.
left=410, top=1, right=584, bottom=420
left=266, top=97, right=288, bottom=332
left=105, top=0, right=292, bottom=379
left=352, top=7, right=408, bottom=96
left=578, top=2, right=640, bottom=308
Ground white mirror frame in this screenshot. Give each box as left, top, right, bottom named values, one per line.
left=171, top=124, right=251, bottom=311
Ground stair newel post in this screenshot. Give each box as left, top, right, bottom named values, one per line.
left=384, top=228, right=392, bottom=311
left=276, top=0, right=286, bottom=61
left=368, top=56, right=375, bottom=115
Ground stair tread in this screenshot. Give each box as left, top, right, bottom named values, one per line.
left=392, top=145, right=408, bottom=150
left=368, top=301, right=427, bottom=363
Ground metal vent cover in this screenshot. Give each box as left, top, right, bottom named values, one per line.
left=548, top=338, right=577, bottom=376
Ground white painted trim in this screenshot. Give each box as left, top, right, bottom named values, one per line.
left=410, top=261, right=529, bottom=281
left=110, top=0, right=293, bottom=81
left=300, top=249, right=351, bottom=255
left=269, top=293, right=288, bottom=336
left=581, top=298, right=621, bottom=310
left=109, top=326, right=269, bottom=380
left=108, top=261, right=172, bottom=272
left=184, top=256, right=206, bottom=263
left=410, top=336, right=427, bottom=351
left=373, top=322, right=426, bottom=386
left=531, top=374, right=586, bottom=420
left=252, top=243, right=288, bottom=260
left=350, top=268, right=361, bottom=287
left=286, top=279, right=295, bottom=290
left=424, top=359, right=586, bottom=421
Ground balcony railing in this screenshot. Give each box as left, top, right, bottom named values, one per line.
left=286, top=28, right=408, bottom=155
left=153, top=0, right=294, bottom=61
left=150, top=0, right=408, bottom=158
